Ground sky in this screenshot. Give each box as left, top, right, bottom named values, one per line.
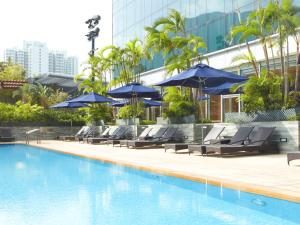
left=0, top=0, right=112, bottom=72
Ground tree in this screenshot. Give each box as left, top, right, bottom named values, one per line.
left=12, top=83, right=36, bottom=104
left=0, top=63, right=25, bottom=80
left=74, top=54, right=113, bottom=124
left=96, top=38, right=144, bottom=87
left=145, top=9, right=206, bottom=75
left=265, top=0, right=300, bottom=103
left=144, top=9, right=207, bottom=119
left=230, top=6, right=272, bottom=77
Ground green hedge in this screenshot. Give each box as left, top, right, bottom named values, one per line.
left=0, top=102, right=86, bottom=126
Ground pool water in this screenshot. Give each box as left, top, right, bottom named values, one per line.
left=0, top=144, right=299, bottom=225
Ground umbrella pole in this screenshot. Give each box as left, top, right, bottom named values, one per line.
left=199, top=80, right=204, bottom=123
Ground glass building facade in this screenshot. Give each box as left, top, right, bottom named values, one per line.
left=112, top=0, right=279, bottom=72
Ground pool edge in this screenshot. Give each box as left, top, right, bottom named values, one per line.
left=16, top=142, right=300, bottom=204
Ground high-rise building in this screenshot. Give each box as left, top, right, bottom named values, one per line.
left=49, top=51, right=66, bottom=74
left=112, top=0, right=300, bottom=121
left=112, top=0, right=272, bottom=72
left=3, top=48, right=28, bottom=72
left=64, top=56, right=79, bottom=76
left=23, top=41, right=49, bottom=77
left=4, top=41, right=79, bottom=77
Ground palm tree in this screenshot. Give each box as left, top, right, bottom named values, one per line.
left=123, top=38, right=144, bottom=82
left=145, top=9, right=206, bottom=75
left=230, top=7, right=272, bottom=77
left=98, top=39, right=144, bottom=86
left=33, top=83, right=53, bottom=107
left=12, top=83, right=35, bottom=104
left=265, top=0, right=300, bottom=102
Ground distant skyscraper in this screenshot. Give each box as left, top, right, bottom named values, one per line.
left=64, top=56, right=78, bottom=76
left=23, top=41, right=49, bottom=77
left=4, top=41, right=79, bottom=77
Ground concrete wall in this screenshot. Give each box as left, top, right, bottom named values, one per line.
left=4, top=126, right=83, bottom=142
left=5, top=121, right=299, bottom=152
left=197, top=121, right=300, bottom=152
left=139, top=121, right=299, bottom=152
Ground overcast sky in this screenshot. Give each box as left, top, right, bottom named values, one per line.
left=0, top=0, right=112, bottom=71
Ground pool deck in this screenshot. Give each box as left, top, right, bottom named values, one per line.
left=26, top=140, right=300, bottom=203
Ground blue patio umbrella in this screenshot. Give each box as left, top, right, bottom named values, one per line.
left=203, top=81, right=245, bottom=95
left=50, top=101, right=88, bottom=108
left=155, top=63, right=247, bottom=88
left=68, top=92, right=113, bottom=103
left=107, top=82, right=160, bottom=98
left=110, top=99, right=129, bottom=107
left=110, top=98, right=161, bottom=107
left=143, top=99, right=162, bottom=107
left=50, top=100, right=87, bottom=127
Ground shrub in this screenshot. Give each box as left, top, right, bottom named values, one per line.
left=196, top=118, right=212, bottom=124
left=117, top=102, right=145, bottom=119
left=240, top=73, right=283, bottom=114
left=163, top=87, right=195, bottom=118
left=79, top=104, right=113, bottom=124
left=0, top=102, right=86, bottom=126
left=140, top=120, right=156, bottom=125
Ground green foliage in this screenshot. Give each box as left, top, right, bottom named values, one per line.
left=79, top=104, right=113, bottom=124
left=0, top=102, right=86, bottom=126
left=75, top=54, right=109, bottom=95
left=12, top=83, right=68, bottom=107
left=163, top=87, right=195, bottom=118
left=240, top=72, right=283, bottom=114
left=285, top=91, right=300, bottom=108
left=117, top=102, right=145, bottom=119
left=196, top=118, right=212, bottom=124
left=140, top=120, right=156, bottom=125
left=97, top=38, right=144, bottom=86
left=145, top=9, right=207, bottom=75
left=0, top=62, right=25, bottom=80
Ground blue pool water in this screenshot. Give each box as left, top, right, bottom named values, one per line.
left=0, top=144, right=299, bottom=225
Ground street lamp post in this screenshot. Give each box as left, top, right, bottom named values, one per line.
left=85, top=15, right=101, bottom=81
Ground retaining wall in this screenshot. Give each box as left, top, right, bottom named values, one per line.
left=3, top=121, right=299, bottom=152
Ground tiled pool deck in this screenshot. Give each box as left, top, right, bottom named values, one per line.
left=26, top=140, right=300, bottom=203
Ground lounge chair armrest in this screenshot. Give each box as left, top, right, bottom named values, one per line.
left=228, top=139, right=247, bottom=145
left=243, top=139, right=266, bottom=146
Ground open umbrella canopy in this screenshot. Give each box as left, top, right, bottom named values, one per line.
left=203, top=81, right=245, bottom=95
left=155, top=64, right=247, bottom=88
left=68, top=92, right=113, bottom=103
left=107, top=82, right=160, bottom=98
left=50, top=101, right=88, bottom=109
left=110, top=98, right=161, bottom=107
left=143, top=99, right=162, bottom=107
left=110, top=99, right=129, bottom=107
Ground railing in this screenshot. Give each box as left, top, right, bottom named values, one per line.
left=25, top=129, right=41, bottom=144
left=225, top=107, right=300, bottom=123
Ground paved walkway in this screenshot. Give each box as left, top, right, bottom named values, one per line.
left=27, top=140, right=300, bottom=203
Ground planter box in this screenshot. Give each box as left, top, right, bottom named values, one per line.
left=157, top=115, right=196, bottom=124
left=116, top=118, right=140, bottom=125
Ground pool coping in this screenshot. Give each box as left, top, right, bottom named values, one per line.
left=9, top=142, right=300, bottom=204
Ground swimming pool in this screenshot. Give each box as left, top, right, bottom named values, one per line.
left=0, top=144, right=299, bottom=225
